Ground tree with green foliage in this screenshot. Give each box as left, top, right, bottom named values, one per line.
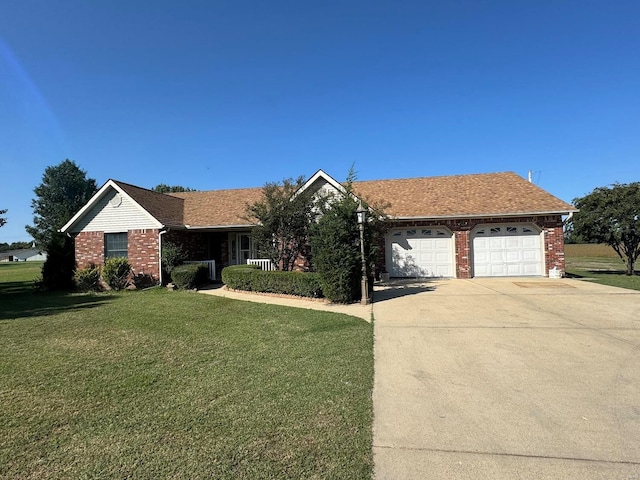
left=0, top=209, right=6, bottom=227
left=27, top=160, right=97, bottom=290
left=152, top=184, right=196, bottom=193
left=310, top=172, right=388, bottom=303
left=246, top=176, right=317, bottom=271
left=26, top=160, right=98, bottom=248
left=570, top=182, right=640, bottom=275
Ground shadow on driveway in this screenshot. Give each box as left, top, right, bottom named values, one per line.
left=373, top=279, right=437, bottom=302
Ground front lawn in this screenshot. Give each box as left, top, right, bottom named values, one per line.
left=0, top=263, right=373, bottom=479
left=565, top=243, right=640, bottom=291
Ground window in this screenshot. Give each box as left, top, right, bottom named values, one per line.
left=421, top=229, right=432, bottom=236
left=105, top=233, right=128, bottom=259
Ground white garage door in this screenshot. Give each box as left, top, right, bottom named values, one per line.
left=472, top=225, right=542, bottom=277
left=387, top=228, right=454, bottom=278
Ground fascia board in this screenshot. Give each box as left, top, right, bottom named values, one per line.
left=391, top=209, right=579, bottom=221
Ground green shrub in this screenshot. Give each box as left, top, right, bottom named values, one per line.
left=36, top=234, right=75, bottom=291
left=161, top=241, right=187, bottom=277
left=221, top=265, right=323, bottom=298
left=74, top=263, right=102, bottom=292
left=132, top=273, right=157, bottom=289
left=102, top=257, right=132, bottom=291
left=171, top=263, right=209, bottom=290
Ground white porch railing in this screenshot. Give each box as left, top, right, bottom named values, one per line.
left=185, top=260, right=216, bottom=280
left=247, top=258, right=277, bottom=271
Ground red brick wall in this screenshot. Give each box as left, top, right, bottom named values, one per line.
left=75, top=231, right=104, bottom=269
left=74, top=229, right=161, bottom=283
left=129, top=229, right=160, bottom=280
left=384, top=215, right=566, bottom=278
left=454, top=230, right=471, bottom=278
left=542, top=219, right=566, bottom=275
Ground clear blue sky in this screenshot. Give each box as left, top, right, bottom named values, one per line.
left=1, top=0, right=638, bottom=243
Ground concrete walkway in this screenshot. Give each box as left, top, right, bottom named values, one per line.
left=199, top=284, right=373, bottom=322
left=372, top=278, right=640, bottom=479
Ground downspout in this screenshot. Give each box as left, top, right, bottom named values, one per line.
left=159, top=228, right=168, bottom=285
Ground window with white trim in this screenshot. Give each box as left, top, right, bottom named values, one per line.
left=105, top=232, right=128, bottom=259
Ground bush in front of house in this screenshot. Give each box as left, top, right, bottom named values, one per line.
left=74, top=263, right=102, bottom=292
left=161, top=241, right=187, bottom=283
left=171, top=263, right=209, bottom=290
left=221, top=264, right=260, bottom=291
left=221, top=265, right=323, bottom=298
left=102, top=257, right=132, bottom=291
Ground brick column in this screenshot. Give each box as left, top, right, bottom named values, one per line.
left=455, top=230, right=471, bottom=279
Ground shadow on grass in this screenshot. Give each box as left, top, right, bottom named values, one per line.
left=0, top=289, right=115, bottom=322
left=373, top=278, right=437, bottom=302
left=567, top=269, right=638, bottom=278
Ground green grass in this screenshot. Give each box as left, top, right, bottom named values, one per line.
left=565, top=243, right=640, bottom=291
left=0, top=263, right=373, bottom=479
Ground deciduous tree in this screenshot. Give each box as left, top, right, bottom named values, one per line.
left=246, top=176, right=316, bottom=271
left=26, top=159, right=98, bottom=248
left=570, top=183, right=640, bottom=275
left=0, top=208, right=6, bottom=227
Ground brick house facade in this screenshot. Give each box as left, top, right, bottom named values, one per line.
left=61, top=171, right=576, bottom=284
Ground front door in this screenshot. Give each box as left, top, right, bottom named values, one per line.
left=236, top=233, right=253, bottom=265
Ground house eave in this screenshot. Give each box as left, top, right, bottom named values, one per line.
left=184, top=224, right=256, bottom=231
left=391, top=210, right=578, bottom=221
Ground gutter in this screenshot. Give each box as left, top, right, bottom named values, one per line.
left=158, top=228, right=168, bottom=285
left=391, top=210, right=579, bottom=221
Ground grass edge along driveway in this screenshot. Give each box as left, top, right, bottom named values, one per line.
left=0, top=270, right=373, bottom=479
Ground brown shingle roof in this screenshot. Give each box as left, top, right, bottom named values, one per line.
left=115, top=172, right=574, bottom=229
left=114, top=180, right=185, bottom=226
left=169, top=188, right=263, bottom=227
left=353, top=172, right=575, bottom=218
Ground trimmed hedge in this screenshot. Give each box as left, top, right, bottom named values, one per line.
left=221, top=265, right=323, bottom=298
left=171, top=263, right=209, bottom=290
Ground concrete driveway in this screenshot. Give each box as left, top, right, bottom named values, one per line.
left=373, top=278, right=640, bottom=479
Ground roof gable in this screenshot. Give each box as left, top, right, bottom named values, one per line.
left=61, top=180, right=183, bottom=233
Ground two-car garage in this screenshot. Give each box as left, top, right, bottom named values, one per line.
left=386, top=223, right=544, bottom=278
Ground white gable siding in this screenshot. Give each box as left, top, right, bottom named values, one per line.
left=69, top=188, right=161, bottom=233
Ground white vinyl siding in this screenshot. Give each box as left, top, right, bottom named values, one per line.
left=472, top=224, right=543, bottom=277
left=386, top=228, right=455, bottom=278
left=70, top=188, right=161, bottom=233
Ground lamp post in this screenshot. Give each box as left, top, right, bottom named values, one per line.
left=356, top=201, right=370, bottom=305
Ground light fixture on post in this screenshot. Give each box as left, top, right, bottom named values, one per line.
left=356, top=200, right=370, bottom=305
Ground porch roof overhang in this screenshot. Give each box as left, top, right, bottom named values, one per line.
left=183, top=223, right=256, bottom=232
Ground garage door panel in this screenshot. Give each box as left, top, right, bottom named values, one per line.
left=473, top=224, right=542, bottom=277
left=387, top=228, right=454, bottom=278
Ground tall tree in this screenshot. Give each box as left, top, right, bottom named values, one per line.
left=570, top=182, right=640, bottom=275
left=26, top=160, right=98, bottom=248
left=310, top=172, right=388, bottom=302
left=27, top=160, right=97, bottom=290
left=0, top=209, right=6, bottom=228
left=152, top=184, right=196, bottom=193
left=246, top=176, right=316, bottom=271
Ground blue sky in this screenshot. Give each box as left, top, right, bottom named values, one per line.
left=1, top=0, right=638, bottom=243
